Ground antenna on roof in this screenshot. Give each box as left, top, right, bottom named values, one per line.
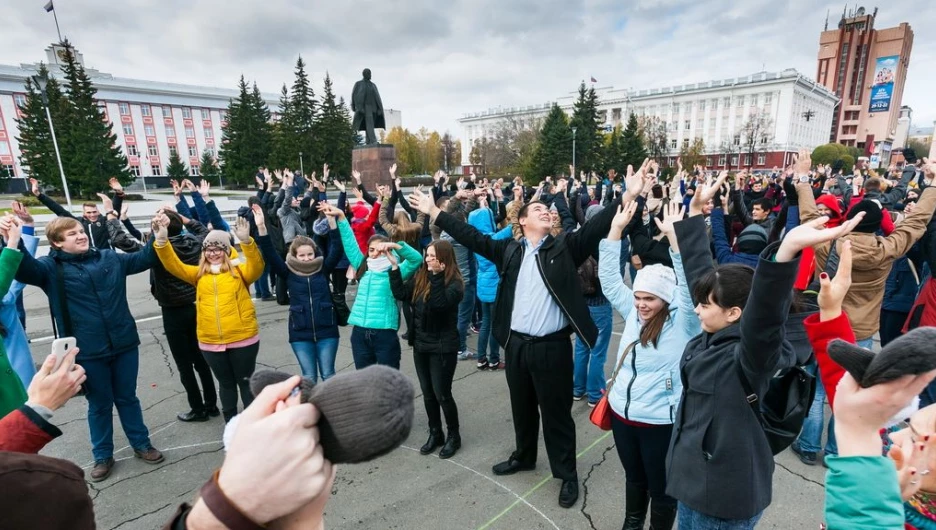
left=824, top=9, right=830, bottom=30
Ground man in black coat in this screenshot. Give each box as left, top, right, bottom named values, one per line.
left=409, top=169, right=647, bottom=508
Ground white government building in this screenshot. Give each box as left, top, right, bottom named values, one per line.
left=459, top=69, right=839, bottom=171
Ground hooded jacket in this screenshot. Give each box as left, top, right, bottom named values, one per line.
left=467, top=207, right=512, bottom=303
left=797, top=182, right=936, bottom=339
left=36, top=193, right=112, bottom=250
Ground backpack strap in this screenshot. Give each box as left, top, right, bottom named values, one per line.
left=53, top=259, right=74, bottom=338
left=737, top=360, right=764, bottom=424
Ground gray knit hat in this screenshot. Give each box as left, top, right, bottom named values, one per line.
left=249, top=365, right=415, bottom=464
left=202, top=230, right=231, bottom=251
left=585, top=204, right=604, bottom=223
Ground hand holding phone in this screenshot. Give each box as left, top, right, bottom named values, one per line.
left=51, top=337, right=76, bottom=373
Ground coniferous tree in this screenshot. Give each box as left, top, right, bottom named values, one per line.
left=219, top=76, right=272, bottom=187
left=621, top=113, right=648, bottom=170
left=569, top=82, right=602, bottom=175
left=199, top=149, right=220, bottom=185
left=600, top=125, right=624, bottom=174
left=166, top=150, right=188, bottom=180
left=315, top=73, right=356, bottom=177
left=269, top=84, right=296, bottom=169
left=15, top=63, right=67, bottom=188
left=290, top=57, right=318, bottom=169
left=529, top=104, right=572, bottom=182
left=58, top=41, right=131, bottom=197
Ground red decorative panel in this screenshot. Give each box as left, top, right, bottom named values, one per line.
left=187, top=139, right=196, bottom=146
left=143, top=117, right=153, bottom=124
left=121, top=115, right=133, bottom=123
left=206, top=138, right=214, bottom=146
left=147, top=136, right=157, bottom=144
left=125, top=136, right=136, bottom=145
left=183, top=119, right=193, bottom=126
left=0, top=131, right=6, bottom=140
left=164, top=118, right=174, bottom=125
left=167, top=137, right=177, bottom=145
left=203, top=120, right=212, bottom=127
left=0, top=156, right=13, bottom=164
left=128, top=156, right=139, bottom=164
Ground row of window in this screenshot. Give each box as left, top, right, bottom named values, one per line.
left=126, top=144, right=201, bottom=158
left=632, top=93, right=775, bottom=119
left=128, top=164, right=202, bottom=177
left=120, top=122, right=213, bottom=139
left=119, top=102, right=221, bottom=121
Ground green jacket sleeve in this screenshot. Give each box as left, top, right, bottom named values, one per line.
left=0, top=248, right=25, bottom=300
left=338, top=218, right=364, bottom=269
left=397, top=241, right=424, bottom=280
left=824, top=455, right=904, bottom=530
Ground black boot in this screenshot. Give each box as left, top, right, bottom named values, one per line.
left=648, top=498, right=677, bottom=530
left=439, top=429, right=461, bottom=459
left=622, top=483, right=650, bottom=530
left=420, top=428, right=444, bottom=455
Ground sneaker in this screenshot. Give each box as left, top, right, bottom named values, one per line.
left=90, top=458, right=115, bottom=482
left=134, top=446, right=165, bottom=465
left=457, top=350, right=475, bottom=361
left=790, top=441, right=817, bottom=466
left=488, top=361, right=505, bottom=371
left=587, top=400, right=598, bottom=408
left=469, top=324, right=480, bottom=334
left=476, top=358, right=489, bottom=370
left=573, top=394, right=585, bottom=401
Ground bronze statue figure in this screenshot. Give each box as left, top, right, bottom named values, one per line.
left=351, top=68, right=385, bottom=145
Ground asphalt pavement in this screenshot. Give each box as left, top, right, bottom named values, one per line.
left=20, top=238, right=830, bottom=529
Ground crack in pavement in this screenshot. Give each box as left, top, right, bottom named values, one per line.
left=580, top=443, right=614, bottom=530
left=142, top=390, right=186, bottom=412
left=87, top=481, right=101, bottom=501
left=95, top=447, right=223, bottom=492
left=148, top=330, right=175, bottom=377
left=107, top=486, right=198, bottom=530
left=775, top=461, right=825, bottom=488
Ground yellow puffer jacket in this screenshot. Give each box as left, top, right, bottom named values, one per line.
left=154, top=239, right=265, bottom=345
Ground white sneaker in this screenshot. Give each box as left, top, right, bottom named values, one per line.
left=457, top=350, right=475, bottom=361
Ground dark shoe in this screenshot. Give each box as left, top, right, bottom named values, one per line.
left=206, top=406, right=221, bottom=417
left=420, top=428, right=445, bottom=455
left=648, top=499, right=677, bottom=530
left=177, top=410, right=209, bottom=422
left=488, top=361, right=505, bottom=371
left=558, top=479, right=579, bottom=508
left=90, top=458, right=115, bottom=482
left=623, top=483, right=650, bottom=530
left=476, top=358, right=489, bottom=370
left=134, top=447, right=165, bottom=465
left=261, top=296, right=276, bottom=302
left=401, top=331, right=411, bottom=341
left=791, top=441, right=817, bottom=466
left=439, top=429, right=461, bottom=459
left=492, top=458, right=536, bottom=476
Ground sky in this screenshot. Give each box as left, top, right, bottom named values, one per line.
left=1, top=0, right=933, bottom=141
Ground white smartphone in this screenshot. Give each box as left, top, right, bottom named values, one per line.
left=50, top=337, right=76, bottom=372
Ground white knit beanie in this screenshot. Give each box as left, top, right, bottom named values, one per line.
left=632, top=264, right=676, bottom=305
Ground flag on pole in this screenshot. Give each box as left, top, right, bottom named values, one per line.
left=590, top=76, right=597, bottom=83
left=44, top=0, right=54, bottom=12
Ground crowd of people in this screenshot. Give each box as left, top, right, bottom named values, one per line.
left=0, top=146, right=935, bottom=529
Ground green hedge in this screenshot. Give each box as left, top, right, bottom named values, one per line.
left=17, top=194, right=144, bottom=206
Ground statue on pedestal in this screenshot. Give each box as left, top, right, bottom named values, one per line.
left=351, top=68, right=385, bottom=145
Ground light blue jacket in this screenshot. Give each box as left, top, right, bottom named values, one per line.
left=3, top=233, right=38, bottom=386
left=467, top=207, right=512, bottom=303
left=598, top=239, right=700, bottom=424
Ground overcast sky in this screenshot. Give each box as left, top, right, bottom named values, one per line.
left=1, top=0, right=933, bottom=139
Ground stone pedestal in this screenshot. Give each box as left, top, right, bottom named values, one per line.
left=352, top=144, right=397, bottom=191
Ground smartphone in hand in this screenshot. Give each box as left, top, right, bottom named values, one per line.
left=50, top=337, right=76, bottom=372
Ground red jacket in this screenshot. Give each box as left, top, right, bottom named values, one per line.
left=803, top=312, right=856, bottom=409
left=351, top=201, right=381, bottom=254
left=0, top=406, right=62, bottom=453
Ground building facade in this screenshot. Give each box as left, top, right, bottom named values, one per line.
left=460, top=69, right=837, bottom=172
left=0, top=44, right=280, bottom=181
left=816, top=8, right=913, bottom=165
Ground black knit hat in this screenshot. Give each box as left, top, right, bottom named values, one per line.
left=736, top=224, right=768, bottom=255
left=903, top=147, right=917, bottom=164
left=250, top=365, right=414, bottom=464
left=846, top=200, right=883, bottom=233
left=828, top=327, right=936, bottom=388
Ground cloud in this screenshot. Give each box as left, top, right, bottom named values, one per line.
left=1, top=0, right=933, bottom=139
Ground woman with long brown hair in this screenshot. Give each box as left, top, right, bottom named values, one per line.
left=389, top=240, right=464, bottom=459
left=597, top=201, right=700, bottom=530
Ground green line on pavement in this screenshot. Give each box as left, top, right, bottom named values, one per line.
left=476, top=430, right=614, bottom=530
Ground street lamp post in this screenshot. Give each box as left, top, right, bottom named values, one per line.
left=571, top=126, right=578, bottom=183
left=299, top=151, right=304, bottom=176
left=31, top=72, right=72, bottom=211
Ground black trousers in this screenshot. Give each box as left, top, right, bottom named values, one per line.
left=161, top=305, right=217, bottom=412
left=413, top=348, right=459, bottom=431
left=202, top=342, right=259, bottom=422
left=331, top=268, right=349, bottom=296
left=610, top=415, right=675, bottom=502
left=505, top=332, right=577, bottom=481
left=880, top=309, right=908, bottom=347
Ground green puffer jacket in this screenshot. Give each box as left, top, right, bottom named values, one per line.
left=823, top=455, right=904, bottom=529
left=338, top=219, right=422, bottom=330
left=0, top=247, right=27, bottom=418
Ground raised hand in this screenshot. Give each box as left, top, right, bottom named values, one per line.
left=654, top=201, right=686, bottom=253
left=198, top=179, right=210, bottom=198
left=233, top=216, right=251, bottom=243
left=322, top=164, right=330, bottom=181
left=96, top=193, right=114, bottom=215
left=389, top=163, right=397, bottom=177
left=317, top=203, right=345, bottom=220
left=351, top=170, right=362, bottom=185
left=817, top=240, right=852, bottom=321
left=256, top=175, right=265, bottom=188
left=608, top=200, right=639, bottom=241
left=351, top=187, right=363, bottom=201
left=407, top=187, right=436, bottom=216
left=333, top=179, right=346, bottom=193
left=152, top=214, right=169, bottom=244
left=690, top=170, right=728, bottom=216
left=171, top=179, right=182, bottom=197
left=120, top=203, right=129, bottom=221
left=776, top=212, right=865, bottom=263
left=251, top=204, right=267, bottom=236
left=10, top=201, right=33, bottom=225
left=922, top=158, right=936, bottom=181
left=108, top=177, right=124, bottom=194
left=793, top=148, right=811, bottom=176
left=29, top=178, right=40, bottom=196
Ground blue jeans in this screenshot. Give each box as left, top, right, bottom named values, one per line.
left=573, top=304, right=613, bottom=402
left=476, top=301, right=500, bottom=363
left=797, top=363, right=837, bottom=455
left=677, top=503, right=762, bottom=529
left=291, top=338, right=339, bottom=383
left=254, top=263, right=271, bottom=298
left=856, top=336, right=874, bottom=350
left=350, top=327, right=402, bottom=369
left=457, top=283, right=476, bottom=352
left=81, top=347, right=153, bottom=461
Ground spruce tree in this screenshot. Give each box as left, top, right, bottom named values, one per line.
left=219, top=77, right=272, bottom=187
left=199, top=149, right=220, bottom=185
left=337, top=96, right=361, bottom=175
left=269, top=84, right=296, bottom=169
left=15, top=63, right=67, bottom=188
left=58, top=41, right=131, bottom=197
left=620, top=113, right=648, bottom=170
left=290, top=57, right=318, bottom=168
left=529, top=105, right=572, bottom=182
left=166, top=150, right=188, bottom=180
left=569, top=82, right=602, bottom=174
left=316, top=73, right=355, bottom=177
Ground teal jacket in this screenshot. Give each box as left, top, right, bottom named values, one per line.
left=338, top=219, right=422, bottom=330
left=824, top=455, right=904, bottom=529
